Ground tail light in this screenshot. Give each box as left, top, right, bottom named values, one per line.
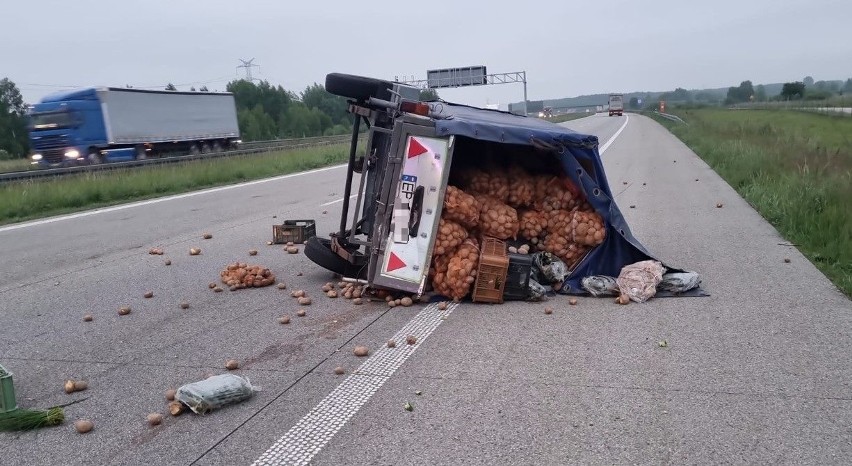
left=400, top=101, right=430, bottom=116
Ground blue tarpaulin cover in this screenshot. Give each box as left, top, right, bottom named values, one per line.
left=430, top=102, right=693, bottom=295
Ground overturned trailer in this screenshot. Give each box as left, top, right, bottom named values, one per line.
left=305, top=73, right=693, bottom=301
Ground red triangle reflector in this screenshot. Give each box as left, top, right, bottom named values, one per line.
left=407, top=138, right=428, bottom=158
left=387, top=252, right=406, bottom=272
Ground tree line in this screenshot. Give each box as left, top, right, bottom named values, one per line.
left=226, top=80, right=353, bottom=141
left=718, top=76, right=851, bottom=104
left=0, top=78, right=28, bottom=160
left=622, top=76, right=852, bottom=111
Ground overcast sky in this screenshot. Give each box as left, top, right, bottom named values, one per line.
left=4, top=0, right=851, bottom=108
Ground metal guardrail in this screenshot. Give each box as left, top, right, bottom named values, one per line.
left=652, top=111, right=688, bottom=125
left=0, top=134, right=353, bottom=184
left=236, top=134, right=352, bottom=150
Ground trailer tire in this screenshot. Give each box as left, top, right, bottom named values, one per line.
left=89, top=148, right=103, bottom=164
left=189, top=144, right=200, bottom=156
left=201, top=143, right=210, bottom=154
left=212, top=142, right=223, bottom=153
left=325, top=73, right=393, bottom=102
left=135, top=145, right=146, bottom=160
left=304, top=237, right=367, bottom=279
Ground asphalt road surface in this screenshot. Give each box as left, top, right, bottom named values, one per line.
left=1, top=113, right=850, bottom=465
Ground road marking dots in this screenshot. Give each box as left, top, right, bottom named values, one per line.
left=252, top=301, right=459, bottom=466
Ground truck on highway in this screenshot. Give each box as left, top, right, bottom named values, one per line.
left=304, top=73, right=665, bottom=299
left=28, top=88, right=241, bottom=167
left=608, top=93, right=624, bottom=116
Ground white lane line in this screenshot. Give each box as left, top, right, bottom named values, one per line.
left=599, top=114, right=630, bottom=155
left=0, top=164, right=347, bottom=233
left=320, top=194, right=357, bottom=207
left=252, top=301, right=459, bottom=466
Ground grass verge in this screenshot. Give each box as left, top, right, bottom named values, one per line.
left=0, top=158, right=36, bottom=174
left=0, top=144, right=350, bottom=226
left=654, top=108, right=851, bottom=298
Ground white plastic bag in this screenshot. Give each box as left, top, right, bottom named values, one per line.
left=532, top=252, right=569, bottom=284
left=581, top=275, right=620, bottom=297
left=616, top=260, right=665, bottom=303
left=658, top=271, right=701, bottom=294
left=526, top=278, right=549, bottom=301
left=175, top=374, right=258, bottom=414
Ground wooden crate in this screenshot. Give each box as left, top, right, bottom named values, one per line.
left=272, top=219, right=316, bottom=244
left=472, top=237, right=509, bottom=303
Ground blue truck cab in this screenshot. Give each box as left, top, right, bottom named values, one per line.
left=28, top=88, right=110, bottom=167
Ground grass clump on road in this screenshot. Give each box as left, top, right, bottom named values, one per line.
left=657, top=109, right=852, bottom=297
left=0, top=144, right=350, bottom=225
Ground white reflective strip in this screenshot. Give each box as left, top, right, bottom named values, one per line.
left=252, top=302, right=458, bottom=466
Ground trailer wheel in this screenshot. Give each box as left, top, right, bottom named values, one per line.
left=304, top=237, right=367, bottom=279
left=212, top=142, right=223, bottom=153
left=189, top=144, right=200, bottom=156
left=89, top=148, right=103, bottom=164
left=325, top=73, right=393, bottom=101
left=200, top=143, right=210, bottom=154
left=135, top=145, right=146, bottom=160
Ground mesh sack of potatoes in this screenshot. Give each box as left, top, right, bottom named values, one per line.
left=561, top=242, right=590, bottom=270
left=570, top=211, right=606, bottom=246
left=467, top=170, right=510, bottom=203
left=220, top=262, right=276, bottom=289
left=518, top=210, right=548, bottom=241
left=542, top=231, right=571, bottom=262
left=617, top=260, right=665, bottom=303
left=442, top=185, right=480, bottom=229
left=434, top=218, right=469, bottom=256
left=433, top=238, right=480, bottom=300
left=545, top=209, right=574, bottom=237
left=477, top=196, right=520, bottom=240
left=428, top=249, right=456, bottom=287
left=506, top=166, right=536, bottom=208
left=542, top=231, right=589, bottom=270
left=533, top=176, right=580, bottom=213
left=574, top=200, right=594, bottom=213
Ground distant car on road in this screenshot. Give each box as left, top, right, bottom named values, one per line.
left=608, top=94, right=624, bottom=117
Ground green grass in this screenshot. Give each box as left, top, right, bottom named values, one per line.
left=654, top=109, right=852, bottom=298
left=0, top=144, right=351, bottom=226
left=0, top=158, right=36, bottom=173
